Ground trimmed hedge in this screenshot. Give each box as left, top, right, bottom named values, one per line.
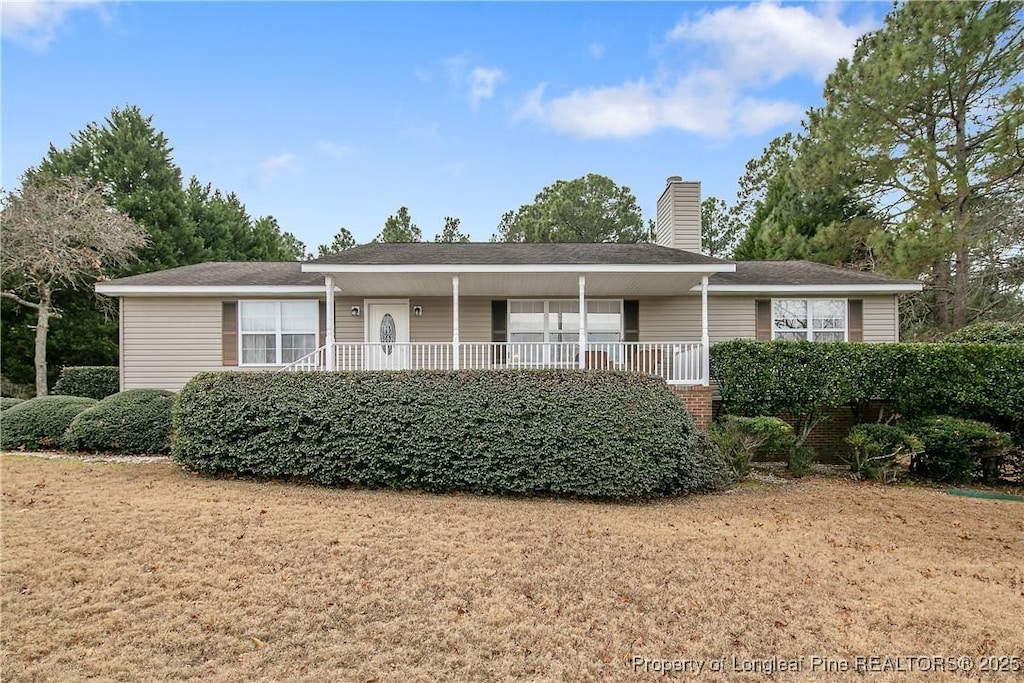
left=62, top=389, right=176, bottom=455
left=710, top=340, right=1024, bottom=441
left=0, top=396, right=97, bottom=450
left=173, top=370, right=731, bottom=498
left=53, top=366, right=120, bottom=400
left=0, top=398, right=24, bottom=411
left=906, top=416, right=1012, bottom=485
left=943, top=321, right=1024, bottom=344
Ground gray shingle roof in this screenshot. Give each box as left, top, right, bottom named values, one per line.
left=306, top=242, right=730, bottom=266
left=101, top=261, right=323, bottom=287
left=98, top=252, right=919, bottom=290
left=712, top=261, right=919, bottom=287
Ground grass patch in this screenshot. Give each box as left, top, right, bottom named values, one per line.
left=2, top=455, right=1022, bottom=681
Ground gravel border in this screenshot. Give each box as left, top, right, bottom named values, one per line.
left=1, top=450, right=171, bottom=464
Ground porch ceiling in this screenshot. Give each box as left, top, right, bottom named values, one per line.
left=329, top=271, right=709, bottom=297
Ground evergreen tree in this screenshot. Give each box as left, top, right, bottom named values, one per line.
left=435, top=216, right=470, bottom=243
left=376, top=207, right=422, bottom=242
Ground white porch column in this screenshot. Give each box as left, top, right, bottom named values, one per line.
left=578, top=273, right=587, bottom=369
left=324, top=275, right=336, bottom=370
left=452, top=274, right=460, bottom=370
left=701, top=275, right=710, bottom=386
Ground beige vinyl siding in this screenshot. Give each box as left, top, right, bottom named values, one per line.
left=637, top=294, right=899, bottom=343
left=333, top=297, right=364, bottom=342
left=121, top=297, right=224, bottom=390
left=863, top=295, right=900, bottom=342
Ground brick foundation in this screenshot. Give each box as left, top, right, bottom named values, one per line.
left=669, top=385, right=713, bottom=431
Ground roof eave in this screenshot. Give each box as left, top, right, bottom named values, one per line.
left=700, top=283, right=923, bottom=294
left=94, top=284, right=326, bottom=297
left=301, top=263, right=737, bottom=274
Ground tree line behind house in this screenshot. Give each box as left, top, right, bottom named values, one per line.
left=2, top=2, right=1022, bottom=395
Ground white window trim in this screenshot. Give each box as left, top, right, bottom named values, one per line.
left=507, top=299, right=624, bottom=342
left=770, top=298, right=848, bottom=342
left=238, top=300, right=319, bottom=366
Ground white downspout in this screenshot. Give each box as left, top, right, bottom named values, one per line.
left=578, top=274, right=587, bottom=369
left=452, top=274, right=460, bottom=370
left=701, top=275, right=710, bottom=386
left=325, top=275, right=336, bottom=370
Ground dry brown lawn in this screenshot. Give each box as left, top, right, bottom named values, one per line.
left=2, top=455, right=1022, bottom=682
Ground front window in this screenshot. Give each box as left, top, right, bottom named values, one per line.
left=772, top=299, right=846, bottom=342
left=240, top=300, right=318, bottom=365
left=508, top=299, right=623, bottom=365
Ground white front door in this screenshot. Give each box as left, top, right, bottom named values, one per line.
left=365, top=301, right=410, bottom=370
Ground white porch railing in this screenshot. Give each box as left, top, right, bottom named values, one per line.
left=284, top=341, right=706, bottom=384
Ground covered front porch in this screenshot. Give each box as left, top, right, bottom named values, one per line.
left=287, top=259, right=730, bottom=386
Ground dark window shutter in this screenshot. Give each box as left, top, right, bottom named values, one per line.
left=623, top=300, right=639, bottom=342
left=848, top=299, right=864, bottom=342
left=491, top=300, right=507, bottom=365
left=491, top=300, right=507, bottom=342
left=755, top=300, right=771, bottom=341
left=318, top=301, right=327, bottom=347
left=222, top=301, right=239, bottom=366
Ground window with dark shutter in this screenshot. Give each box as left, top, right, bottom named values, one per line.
left=222, top=301, right=239, bottom=367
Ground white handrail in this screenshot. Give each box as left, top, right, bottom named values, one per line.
left=282, top=341, right=706, bottom=384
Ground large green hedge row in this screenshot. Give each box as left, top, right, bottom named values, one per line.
left=943, top=321, right=1024, bottom=344
left=710, top=341, right=1023, bottom=440
left=0, top=396, right=98, bottom=450
left=172, top=370, right=730, bottom=498
left=63, top=389, right=175, bottom=455
left=52, top=366, right=120, bottom=400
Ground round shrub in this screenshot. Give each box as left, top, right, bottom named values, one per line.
left=62, top=389, right=175, bottom=455
left=173, top=370, right=732, bottom=498
left=943, top=321, right=1024, bottom=344
left=708, top=415, right=794, bottom=478
left=52, top=366, right=120, bottom=400
left=906, top=416, right=1012, bottom=485
left=844, top=423, right=922, bottom=481
left=0, top=396, right=97, bottom=450
left=0, top=398, right=24, bottom=411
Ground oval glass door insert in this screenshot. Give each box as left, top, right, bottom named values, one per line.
left=380, top=313, right=396, bottom=355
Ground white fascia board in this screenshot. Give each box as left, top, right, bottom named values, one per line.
left=699, top=283, right=923, bottom=293
left=94, top=284, right=325, bottom=296
left=302, top=263, right=737, bottom=274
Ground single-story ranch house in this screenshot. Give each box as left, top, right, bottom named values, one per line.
left=96, top=177, right=922, bottom=427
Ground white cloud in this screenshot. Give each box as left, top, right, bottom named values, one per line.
left=667, top=1, right=872, bottom=83
left=468, top=66, right=505, bottom=109
left=2, top=0, right=106, bottom=51
left=255, top=153, right=299, bottom=185
left=435, top=54, right=506, bottom=109
left=519, top=1, right=875, bottom=139
left=317, top=140, right=355, bottom=161
left=588, top=41, right=605, bottom=60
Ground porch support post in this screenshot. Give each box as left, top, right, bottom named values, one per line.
left=325, top=275, right=336, bottom=370
left=701, top=275, right=710, bottom=386
left=452, top=274, right=460, bottom=370
left=578, top=273, right=587, bottom=369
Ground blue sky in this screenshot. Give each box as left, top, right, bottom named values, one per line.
left=2, top=1, right=886, bottom=250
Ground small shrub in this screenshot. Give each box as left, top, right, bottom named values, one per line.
left=787, top=444, right=817, bottom=478
left=844, top=423, right=922, bottom=482
left=52, top=366, right=119, bottom=400
left=0, top=396, right=98, bottom=450
left=62, top=389, right=175, bottom=455
left=708, top=415, right=794, bottom=478
left=0, top=398, right=24, bottom=411
left=943, top=321, right=1024, bottom=344
left=173, top=370, right=731, bottom=498
left=906, top=416, right=1013, bottom=485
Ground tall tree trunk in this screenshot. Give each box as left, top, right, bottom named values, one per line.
left=932, top=258, right=951, bottom=331
left=953, top=244, right=970, bottom=329
left=34, top=284, right=51, bottom=397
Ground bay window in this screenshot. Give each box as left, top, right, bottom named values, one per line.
left=772, top=299, right=847, bottom=342
left=240, top=300, right=318, bottom=365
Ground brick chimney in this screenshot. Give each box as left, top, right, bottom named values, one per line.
left=655, top=176, right=701, bottom=253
